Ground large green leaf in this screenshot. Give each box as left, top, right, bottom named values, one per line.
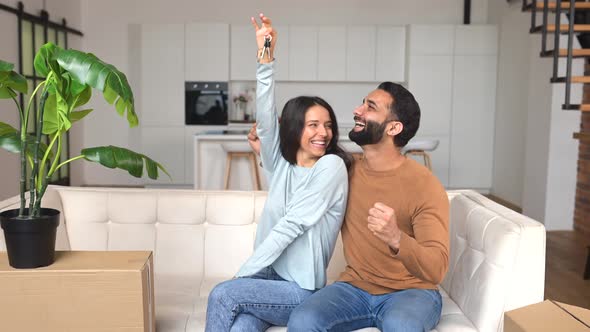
left=34, top=43, right=60, bottom=77
left=41, top=89, right=70, bottom=135
left=0, top=132, right=21, bottom=153
left=70, top=109, right=93, bottom=123
left=42, top=94, right=58, bottom=135
left=0, top=121, right=51, bottom=159
left=0, top=60, right=27, bottom=98
left=0, top=121, right=17, bottom=136
left=0, top=60, right=14, bottom=85
left=0, top=60, right=14, bottom=72
left=54, top=50, right=138, bottom=127
left=5, top=71, right=28, bottom=94
left=81, top=145, right=170, bottom=180
left=0, top=87, right=16, bottom=99
left=72, top=84, right=92, bottom=108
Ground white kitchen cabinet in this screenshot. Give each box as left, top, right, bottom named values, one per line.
left=139, top=24, right=184, bottom=127
left=185, top=23, right=229, bottom=81
left=449, top=55, right=497, bottom=189
left=346, top=26, right=376, bottom=82
left=141, top=127, right=186, bottom=185
left=454, top=25, right=498, bottom=55
left=230, top=25, right=256, bottom=81
left=408, top=25, right=455, bottom=55
left=318, top=26, right=346, bottom=81
left=408, top=55, right=453, bottom=136
left=273, top=25, right=290, bottom=81
left=231, top=24, right=404, bottom=83
left=288, top=26, right=318, bottom=81
left=376, top=26, right=406, bottom=83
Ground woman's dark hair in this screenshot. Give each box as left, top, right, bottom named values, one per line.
left=279, top=96, right=352, bottom=171
left=377, top=82, right=421, bottom=148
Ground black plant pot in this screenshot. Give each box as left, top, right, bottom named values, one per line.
left=0, top=208, right=60, bottom=269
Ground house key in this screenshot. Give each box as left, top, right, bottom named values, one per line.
left=261, top=35, right=272, bottom=60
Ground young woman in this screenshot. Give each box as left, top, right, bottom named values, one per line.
left=205, top=14, right=352, bottom=332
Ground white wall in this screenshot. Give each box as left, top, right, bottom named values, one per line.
left=489, top=1, right=530, bottom=206
left=544, top=59, right=581, bottom=231
left=0, top=0, right=82, bottom=201
left=522, top=37, right=554, bottom=223
left=521, top=36, right=582, bottom=231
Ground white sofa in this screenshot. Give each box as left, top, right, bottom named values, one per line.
left=0, top=186, right=546, bottom=332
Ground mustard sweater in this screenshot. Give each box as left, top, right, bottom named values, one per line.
left=338, top=157, right=450, bottom=294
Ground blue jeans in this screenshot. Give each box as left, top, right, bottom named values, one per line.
left=288, top=282, right=442, bottom=332
left=205, top=266, right=315, bottom=332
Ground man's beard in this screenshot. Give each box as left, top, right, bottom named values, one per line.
left=348, top=119, right=389, bottom=146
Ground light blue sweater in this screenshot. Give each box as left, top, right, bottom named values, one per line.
left=235, top=62, right=348, bottom=290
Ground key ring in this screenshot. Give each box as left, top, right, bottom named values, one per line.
left=259, top=35, right=273, bottom=61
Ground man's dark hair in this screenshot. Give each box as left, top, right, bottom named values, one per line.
left=377, top=82, right=421, bottom=148
left=279, top=96, right=352, bottom=170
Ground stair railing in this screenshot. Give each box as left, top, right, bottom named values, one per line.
left=552, top=0, right=563, bottom=82
left=564, top=0, right=576, bottom=109
left=541, top=0, right=550, bottom=53
left=531, top=0, right=538, bottom=31
left=513, top=0, right=584, bottom=109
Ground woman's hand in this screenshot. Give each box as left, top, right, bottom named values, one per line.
left=251, top=13, right=276, bottom=63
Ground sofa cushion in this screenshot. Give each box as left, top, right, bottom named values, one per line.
left=436, top=287, right=477, bottom=331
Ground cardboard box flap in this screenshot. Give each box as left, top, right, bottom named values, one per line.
left=557, top=302, right=590, bottom=328
left=0, top=251, right=152, bottom=273
left=505, top=300, right=590, bottom=332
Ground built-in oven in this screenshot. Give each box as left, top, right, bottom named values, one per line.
left=185, top=81, right=228, bottom=125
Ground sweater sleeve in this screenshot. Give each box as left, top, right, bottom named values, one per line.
left=393, top=181, right=450, bottom=284
left=255, top=62, right=281, bottom=180
left=236, top=156, right=348, bottom=277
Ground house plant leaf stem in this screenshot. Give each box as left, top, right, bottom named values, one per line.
left=29, top=89, right=49, bottom=216
left=13, top=92, right=27, bottom=217
left=18, top=78, right=49, bottom=217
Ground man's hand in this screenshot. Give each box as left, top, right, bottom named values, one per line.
left=368, top=202, right=402, bottom=253
left=247, top=123, right=261, bottom=156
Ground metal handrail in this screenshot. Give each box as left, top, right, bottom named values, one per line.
left=565, top=0, right=576, bottom=108
left=531, top=0, right=538, bottom=31
left=542, top=0, right=550, bottom=52
left=552, top=0, right=563, bottom=81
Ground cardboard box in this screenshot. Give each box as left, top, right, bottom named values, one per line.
left=505, top=300, right=590, bottom=332
left=0, top=251, right=155, bottom=332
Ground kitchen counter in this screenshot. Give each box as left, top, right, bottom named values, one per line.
left=193, top=131, right=361, bottom=190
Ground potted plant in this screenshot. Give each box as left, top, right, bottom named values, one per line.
left=0, top=42, right=169, bottom=269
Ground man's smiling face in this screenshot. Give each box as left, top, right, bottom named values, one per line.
left=349, top=89, right=396, bottom=146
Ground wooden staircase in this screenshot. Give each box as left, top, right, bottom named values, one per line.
left=522, top=0, right=590, bottom=110
left=518, top=0, right=590, bottom=279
